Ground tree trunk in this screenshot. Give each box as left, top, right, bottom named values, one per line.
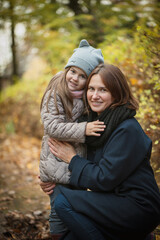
left=9, top=0, right=18, bottom=81
left=67, top=0, right=83, bottom=15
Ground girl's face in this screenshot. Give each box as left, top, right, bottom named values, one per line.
left=66, top=67, right=87, bottom=91
left=87, top=74, right=114, bottom=115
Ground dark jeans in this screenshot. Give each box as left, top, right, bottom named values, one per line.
left=49, top=185, right=68, bottom=234
left=54, top=193, right=106, bottom=240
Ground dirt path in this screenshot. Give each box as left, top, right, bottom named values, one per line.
left=0, top=134, right=51, bottom=239
left=0, top=134, right=160, bottom=240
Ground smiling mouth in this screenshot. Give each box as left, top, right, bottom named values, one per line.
left=69, top=81, right=77, bottom=87
left=91, top=102, right=103, bottom=106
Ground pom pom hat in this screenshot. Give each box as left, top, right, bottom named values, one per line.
left=65, top=39, right=104, bottom=76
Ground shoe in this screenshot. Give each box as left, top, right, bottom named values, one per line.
left=51, top=234, right=62, bottom=240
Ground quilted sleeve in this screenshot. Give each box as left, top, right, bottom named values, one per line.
left=41, top=91, right=87, bottom=143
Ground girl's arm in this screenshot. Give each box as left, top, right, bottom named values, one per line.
left=41, top=91, right=105, bottom=143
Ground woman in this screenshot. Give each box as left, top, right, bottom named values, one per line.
left=42, top=63, right=160, bottom=240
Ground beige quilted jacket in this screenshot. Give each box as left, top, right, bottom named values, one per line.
left=39, top=90, right=87, bottom=184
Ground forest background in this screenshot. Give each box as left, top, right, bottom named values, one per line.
left=0, top=0, right=160, bottom=239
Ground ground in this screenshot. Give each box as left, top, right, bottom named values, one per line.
left=0, top=134, right=160, bottom=240
left=0, top=134, right=51, bottom=240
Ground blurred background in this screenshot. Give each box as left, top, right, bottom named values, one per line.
left=0, top=0, right=160, bottom=238
left=0, top=0, right=160, bottom=172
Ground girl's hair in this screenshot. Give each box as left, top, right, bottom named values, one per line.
left=40, top=67, right=73, bottom=118
left=85, top=63, right=139, bottom=110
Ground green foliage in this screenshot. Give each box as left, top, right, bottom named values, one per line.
left=0, top=0, right=160, bottom=171
left=97, top=18, right=160, bottom=171
left=136, top=24, right=160, bottom=90
left=31, top=30, right=80, bottom=70
left=5, top=120, right=15, bottom=134
left=0, top=72, right=51, bottom=104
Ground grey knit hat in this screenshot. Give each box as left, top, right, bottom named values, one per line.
left=65, top=39, right=104, bottom=76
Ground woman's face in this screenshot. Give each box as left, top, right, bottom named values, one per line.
left=87, top=74, right=114, bottom=115
left=66, top=67, right=87, bottom=91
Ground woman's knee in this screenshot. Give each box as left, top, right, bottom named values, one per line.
left=54, top=193, right=70, bottom=215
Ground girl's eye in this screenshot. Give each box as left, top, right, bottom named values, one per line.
left=80, top=75, right=86, bottom=79
left=70, top=69, right=75, bottom=74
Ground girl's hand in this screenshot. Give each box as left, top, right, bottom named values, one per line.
left=86, top=120, right=106, bottom=136
left=38, top=176, right=56, bottom=195
left=48, top=138, right=76, bottom=163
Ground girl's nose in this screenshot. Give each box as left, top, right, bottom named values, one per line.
left=73, top=74, right=78, bottom=81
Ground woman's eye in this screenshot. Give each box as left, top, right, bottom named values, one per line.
left=88, top=87, right=94, bottom=91
left=100, top=88, right=107, bottom=92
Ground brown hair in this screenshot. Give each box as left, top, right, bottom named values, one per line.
left=85, top=63, right=139, bottom=110
left=40, top=68, right=73, bottom=118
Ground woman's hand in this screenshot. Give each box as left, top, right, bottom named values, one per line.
left=48, top=138, right=76, bottom=163
left=86, top=120, right=106, bottom=136
left=38, top=176, right=56, bottom=195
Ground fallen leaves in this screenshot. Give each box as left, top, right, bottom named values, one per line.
left=0, top=134, right=50, bottom=239
left=1, top=210, right=50, bottom=240
left=0, top=134, right=41, bottom=174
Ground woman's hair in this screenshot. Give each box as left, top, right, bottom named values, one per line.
left=40, top=67, right=73, bottom=118
left=85, top=63, right=139, bottom=110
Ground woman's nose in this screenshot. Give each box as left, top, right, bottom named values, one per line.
left=92, top=91, right=99, bottom=99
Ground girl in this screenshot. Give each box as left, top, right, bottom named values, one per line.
left=39, top=39, right=104, bottom=240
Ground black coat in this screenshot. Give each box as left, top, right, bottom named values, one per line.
left=60, top=118, right=160, bottom=240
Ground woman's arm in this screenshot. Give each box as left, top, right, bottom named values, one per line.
left=48, top=138, right=77, bottom=162
left=38, top=176, right=56, bottom=195
left=48, top=120, right=151, bottom=192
